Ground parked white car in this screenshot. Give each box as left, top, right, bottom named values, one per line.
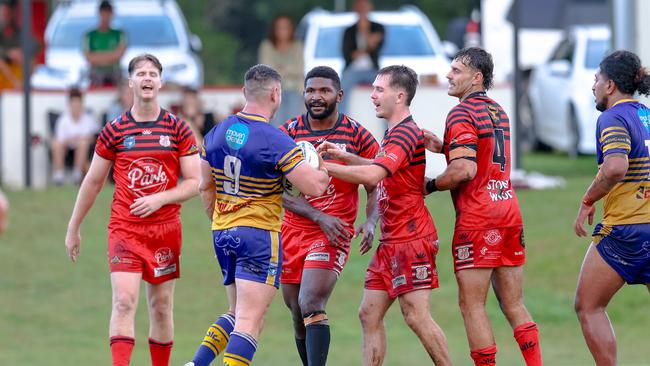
left=31, top=0, right=203, bottom=90
left=298, top=5, right=450, bottom=85
left=525, top=24, right=610, bottom=155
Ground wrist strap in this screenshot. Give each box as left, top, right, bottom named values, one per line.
left=426, top=178, right=439, bottom=194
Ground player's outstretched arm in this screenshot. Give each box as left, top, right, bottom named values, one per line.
left=324, top=162, right=386, bottom=187
left=574, top=153, right=628, bottom=236
left=65, top=153, right=113, bottom=262
left=318, top=140, right=373, bottom=165
left=285, top=162, right=329, bottom=198
left=198, top=159, right=216, bottom=220
left=130, top=154, right=200, bottom=218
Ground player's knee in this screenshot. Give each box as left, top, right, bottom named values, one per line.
left=399, top=301, right=426, bottom=330
left=112, top=292, right=137, bottom=315
left=298, top=293, right=325, bottom=315
left=149, top=295, right=173, bottom=320
left=497, top=297, right=524, bottom=317
left=358, top=305, right=378, bottom=328
left=303, top=310, right=328, bottom=326
left=573, top=294, right=599, bottom=318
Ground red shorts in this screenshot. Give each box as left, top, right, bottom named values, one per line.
left=280, top=223, right=351, bottom=284
left=452, top=226, right=526, bottom=272
left=107, top=219, right=182, bottom=284
left=364, top=234, right=440, bottom=299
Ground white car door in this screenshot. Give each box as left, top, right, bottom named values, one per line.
left=535, top=39, right=575, bottom=150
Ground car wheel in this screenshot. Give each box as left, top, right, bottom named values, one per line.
left=519, top=94, right=551, bottom=152
left=568, top=107, right=581, bottom=158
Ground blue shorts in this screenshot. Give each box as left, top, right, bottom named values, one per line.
left=212, top=227, right=282, bottom=288
left=593, top=223, right=650, bottom=284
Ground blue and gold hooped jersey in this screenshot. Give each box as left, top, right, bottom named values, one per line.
left=201, top=112, right=304, bottom=232
left=596, top=100, right=650, bottom=225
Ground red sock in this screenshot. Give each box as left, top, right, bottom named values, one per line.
left=514, top=322, right=542, bottom=366
left=470, top=344, right=497, bottom=365
left=110, top=336, right=134, bottom=366
left=149, top=338, right=173, bottom=366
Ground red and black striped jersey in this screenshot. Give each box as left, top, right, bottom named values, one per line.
left=372, top=116, right=436, bottom=243
left=280, top=113, right=380, bottom=229
left=96, top=109, right=198, bottom=224
left=443, top=92, right=522, bottom=230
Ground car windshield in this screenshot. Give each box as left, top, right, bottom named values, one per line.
left=314, top=24, right=435, bottom=58
left=585, top=39, right=609, bottom=69
left=50, top=15, right=180, bottom=48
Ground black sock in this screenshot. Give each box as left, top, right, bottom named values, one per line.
left=306, top=324, right=330, bottom=366
left=295, top=337, right=308, bottom=366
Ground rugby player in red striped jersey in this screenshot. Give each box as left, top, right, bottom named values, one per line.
left=424, top=47, right=541, bottom=366
left=323, top=65, right=451, bottom=366
left=64, top=54, right=200, bottom=366
left=279, top=66, right=380, bottom=366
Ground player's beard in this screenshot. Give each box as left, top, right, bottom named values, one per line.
left=306, top=101, right=337, bottom=120
left=596, top=95, right=608, bottom=112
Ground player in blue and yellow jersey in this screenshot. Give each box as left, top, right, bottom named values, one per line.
left=574, top=50, right=650, bottom=365
left=186, top=64, right=329, bottom=366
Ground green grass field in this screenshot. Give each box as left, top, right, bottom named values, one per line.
left=2, top=152, right=649, bottom=365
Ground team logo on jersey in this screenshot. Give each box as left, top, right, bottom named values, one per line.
left=390, top=257, right=399, bottom=274
left=154, top=247, right=174, bottom=266
left=456, top=245, right=472, bottom=261
left=637, top=186, right=650, bottom=200
left=188, top=144, right=198, bottom=154
left=413, top=265, right=430, bottom=281
left=638, top=107, right=650, bottom=133
left=377, top=183, right=389, bottom=214
left=487, top=104, right=500, bottom=124
left=305, top=176, right=336, bottom=210
left=267, top=263, right=278, bottom=276
left=124, top=135, right=136, bottom=149
left=225, top=123, right=249, bottom=150
left=483, top=230, right=502, bottom=246
left=142, top=129, right=152, bottom=135
left=111, top=255, right=121, bottom=264
left=127, top=157, right=169, bottom=196
left=336, top=251, right=347, bottom=267
left=159, top=135, right=171, bottom=147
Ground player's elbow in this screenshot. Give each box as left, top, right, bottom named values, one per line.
left=602, top=161, right=628, bottom=183
left=602, top=166, right=627, bottom=183
left=302, top=171, right=329, bottom=197
left=198, top=179, right=214, bottom=194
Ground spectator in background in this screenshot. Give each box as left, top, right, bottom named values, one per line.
left=0, top=188, right=8, bottom=234
left=340, top=0, right=384, bottom=114
left=177, top=87, right=216, bottom=145
left=84, top=0, right=126, bottom=87
left=105, top=80, right=133, bottom=122
left=51, top=88, right=98, bottom=185
left=0, top=0, right=28, bottom=90
left=258, top=14, right=304, bottom=127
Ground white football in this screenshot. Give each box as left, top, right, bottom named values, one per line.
left=283, top=140, right=320, bottom=197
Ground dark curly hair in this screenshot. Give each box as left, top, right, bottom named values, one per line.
left=305, top=66, right=341, bottom=91
left=600, top=50, right=650, bottom=96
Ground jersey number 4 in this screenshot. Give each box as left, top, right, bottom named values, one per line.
left=492, top=128, right=507, bottom=172
left=224, top=155, right=242, bottom=194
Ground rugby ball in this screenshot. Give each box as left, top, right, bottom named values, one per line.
left=283, top=141, right=320, bottom=197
